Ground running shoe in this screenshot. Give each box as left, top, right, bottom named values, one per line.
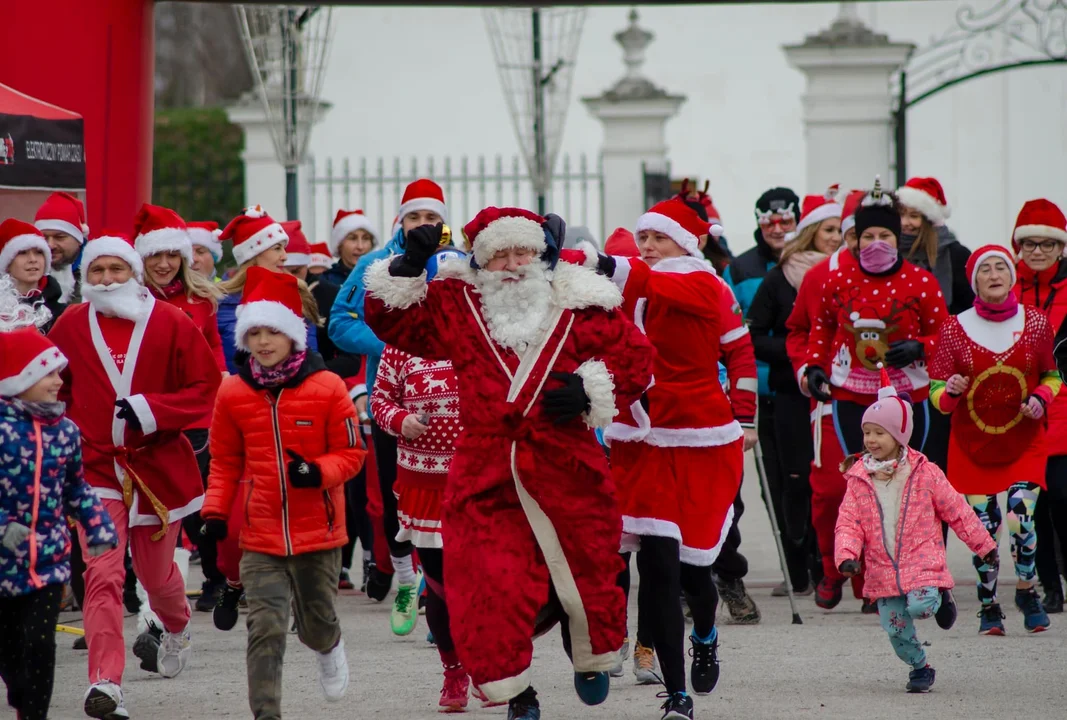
left=814, top=577, right=844, bottom=610
left=906, top=665, right=935, bottom=693
left=195, top=580, right=222, bottom=612
left=716, top=576, right=761, bottom=624
left=83, top=681, right=129, bottom=719
left=689, top=631, right=720, bottom=695
left=507, top=687, right=540, bottom=720
left=361, top=558, right=374, bottom=594
left=157, top=624, right=192, bottom=678
left=610, top=637, right=629, bottom=677
left=860, top=598, right=879, bottom=615
left=633, top=641, right=659, bottom=685
left=214, top=583, right=243, bottom=631
left=935, top=589, right=957, bottom=630
left=338, top=568, right=355, bottom=590
left=658, top=691, right=694, bottom=720
left=391, top=575, right=421, bottom=636
left=132, top=620, right=162, bottom=672
left=317, top=638, right=350, bottom=702
left=1015, top=588, right=1051, bottom=633
left=977, top=603, right=1006, bottom=636
left=574, top=671, right=610, bottom=705
left=366, top=566, right=393, bottom=602
left=439, top=663, right=470, bottom=713
left=1042, top=585, right=1064, bottom=614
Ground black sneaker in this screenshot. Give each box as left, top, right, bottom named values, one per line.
left=365, top=566, right=393, bottom=602
left=658, top=691, right=694, bottom=720
left=195, top=581, right=222, bottom=613
left=688, top=633, right=720, bottom=695
left=935, top=589, right=957, bottom=629
left=506, top=686, right=540, bottom=720
left=1041, top=586, right=1064, bottom=614
left=214, top=584, right=243, bottom=631
left=860, top=598, right=879, bottom=615
left=715, top=577, right=760, bottom=624
left=906, top=665, right=935, bottom=693
left=132, top=621, right=162, bottom=672
left=361, top=558, right=374, bottom=594
left=72, top=634, right=88, bottom=650
left=123, top=570, right=141, bottom=615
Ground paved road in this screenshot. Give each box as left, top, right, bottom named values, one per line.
left=47, top=454, right=1066, bottom=719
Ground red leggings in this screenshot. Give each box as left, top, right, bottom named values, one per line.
left=810, top=412, right=864, bottom=598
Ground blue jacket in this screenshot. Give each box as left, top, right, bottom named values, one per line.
left=217, top=292, right=319, bottom=374
left=723, top=241, right=777, bottom=396
left=329, top=229, right=405, bottom=409
left=0, top=399, right=117, bottom=597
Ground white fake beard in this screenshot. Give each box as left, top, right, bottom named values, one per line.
left=83, top=279, right=152, bottom=321
left=472, top=262, right=554, bottom=356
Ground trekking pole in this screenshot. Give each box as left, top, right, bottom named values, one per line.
left=751, top=439, right=803, bottom=625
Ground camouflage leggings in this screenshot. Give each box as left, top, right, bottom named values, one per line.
left=241, top=548, right=343, bottom=720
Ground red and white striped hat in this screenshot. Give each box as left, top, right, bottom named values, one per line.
left=187, top=221, right=223, bottom=262
left=308, top=242, right=335, bottom=270
left=0, top=218, right=52, bottom=275
left=1011, top=199, right=1067, bottom=251
left=81, top=231, right=144, bottom=280
left=0, top=329, right=68, bottom=398
left=220, top=206, right=289, bottom=266
left=397, top=179, right=447, bottom=224
left=234, top=266, right=307, bottom=351
left=635, top=199, right=722, bottom=258
left=896, top=177, right=951, bottom=226
left=34, top=192, right=89, bottom=244
left=330, top=209, right=376, bottom=257
left=281, top=221, right=311, bottom=267
left=965, top=244, right=1016, bottom=294
left=133, top=203, right=193, bottom=264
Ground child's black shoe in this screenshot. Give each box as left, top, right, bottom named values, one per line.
left=214, top=583, right=243, bottom=631
left=935, top=589, right=957, bottom=630
left=906, top=665, right=935, bottom=693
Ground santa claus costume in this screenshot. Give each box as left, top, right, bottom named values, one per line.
left=364, top=207, right=654, bottom=716
left=47, top=232, right=222, bottom=719
left=34, top=191, right=89, bottom=303
left=803, top=179, right=948, bottom=611
left=929, top=245, right=1061, bottom=635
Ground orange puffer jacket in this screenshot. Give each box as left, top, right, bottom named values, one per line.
left=203, top=352, right=365, bottom=557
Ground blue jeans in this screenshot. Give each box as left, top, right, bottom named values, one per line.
left=877, top=587, right=941, bottom=669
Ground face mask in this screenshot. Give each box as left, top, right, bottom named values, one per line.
left=859, top=240, right=898, bottom=274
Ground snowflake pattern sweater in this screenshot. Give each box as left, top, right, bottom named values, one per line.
left=371, top=345, right=461, bottom=489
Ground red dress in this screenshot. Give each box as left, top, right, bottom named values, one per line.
left=929, top=306, right=1061, bottom=494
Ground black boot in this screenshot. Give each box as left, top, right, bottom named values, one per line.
left=365, top=566, right=393, bottom=602
left=1042, top=585, right=1064, bottom=614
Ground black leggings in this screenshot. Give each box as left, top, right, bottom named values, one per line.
left=773, top=392, right=822, bottom=587
left=0, top=584, right=64, bottom=720
left=182, top=428, right=223, bottom=586
left=372, top=421, right=412, bottom=558
left=341, top=465, right=373, bottom=570
left=1036, top=455, right=1067, bottom=593
left=419, top=548, right=455, bottom=654
left=636, top=536, right=718, bottom=694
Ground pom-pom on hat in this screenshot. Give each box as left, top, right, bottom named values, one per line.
left=133, top=203, right=193, bottom=264
left=234, top=266, right=307, bottom=352
left=187, top=221, right=223, bottom=262
left=34, top=191, right=89, bottom=244
left=839, top=189, right=867, bottom=237
left=1011, top=198, right=1067, bottom=252
left=965, top=244, right=1016, bottom=294
left=791, top=184, right=842, bottom=238
left=861, top=363, right=914, bottom=447
left=853, top=176, right=901, bottom=242
left=896, top=177, right=951, bottom=226
left=281, top=221, right=311, bottom=267
left=308, top=243, right=335, bottom=270
left=397, top=179, right=447, bottom=224
left=0, top=329, right=68, bottom=398
left=81, top=231, right=143, bottom=280
left=463, top=207, right=548, bottom=269
left=635, top=199, right=722, bottom=258
left=221, top=206, right=289, bottom=266
left=0, top=218, right=52, bottom=275
left=330, top=209, right=376, bottom=257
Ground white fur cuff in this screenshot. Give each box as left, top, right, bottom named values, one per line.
left=124, top=393, right=158, bottom=435
left=574, top=359, right=617, bottom=430
left=363, top=256, right=428, bottom=309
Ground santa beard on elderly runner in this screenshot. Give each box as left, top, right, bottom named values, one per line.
left=81, top=278, right=153, bottom=322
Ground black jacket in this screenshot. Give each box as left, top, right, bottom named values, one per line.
left=746, top=264, right=800, bottom=395
left=20, top=275, right=67, bottom=333
left=309, top=275, right=361, bottom=379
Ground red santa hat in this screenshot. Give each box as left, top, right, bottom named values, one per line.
left=187, top=221, right=223, bottom=262
left=635, top=199, right=722, bottom=258
left=861, top=364, right=914, bottom=447
left=0, top=329, right=68, bottom=398
left=0, top=218, right=52, bottom=275
left=791, top=184, right=841, bottom=238
left=234, top=266, right=307, bottom=352
left=463, top=207, right=546, bottom=268
left=133, top=203, right=193, bottom=265
left=220, top=206, right=289, bottom=267
left=308, top=243, right=335, bottom=270
left=397, top=179, right=448, bottom=224
left=965, top=244, right=1016, bottom=294
left=604, top=227, right=639, bottom=257
left=330, top=209, right=376, bottom=257
left=34, top=191, right=89, bottom=244
left=1011, top=198, right=1067, bottom=252
left=896, top=177, right=951, bottom=226
left=839, top=189, right=866, bottom=236
left=81, top=231, right=143, bottom=280
left=281, top=221, right=311, bottom=267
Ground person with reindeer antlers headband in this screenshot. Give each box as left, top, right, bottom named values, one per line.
left=803, top=177, right=948, bottom=612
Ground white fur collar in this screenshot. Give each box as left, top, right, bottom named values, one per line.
left=436, top=259, right=622, bottom=311
left=651, top=255, right=716, bottom=275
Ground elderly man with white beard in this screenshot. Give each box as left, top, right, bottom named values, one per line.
left=363, top=207, right=654, bottom=720
left=47, top=232, right=221, bottom=720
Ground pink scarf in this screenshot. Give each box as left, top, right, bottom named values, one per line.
left=782, top=251, right=827, bottom=290
left=251, top=350, right=307, bottom=388
left=974, top=295, right=1019, bottom=322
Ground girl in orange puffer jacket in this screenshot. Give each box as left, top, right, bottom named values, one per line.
left=201, top=268, right=365, bottom=716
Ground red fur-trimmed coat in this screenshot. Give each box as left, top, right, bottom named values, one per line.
left=364, top=257, right=654, bottom=700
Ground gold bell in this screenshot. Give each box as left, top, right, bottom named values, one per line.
left=440, top=224, right=452, bottom=246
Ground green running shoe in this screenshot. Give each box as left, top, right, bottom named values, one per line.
left=391, top=575, right=421, bottom=636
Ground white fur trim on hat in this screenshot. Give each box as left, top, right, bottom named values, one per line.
left=849, top=311, right=885, bottom=330
left=136, top=227, right=194, bottom=265
left=235, top=300, right=308, bottom=352
left=363, top=256, right=429, bottom=310
left=396, top=197, right=448, bottom=225
left=82, top=237, right=144, bottom=280
left=634, top=212, right=700, bottom=257
left=896, top=186, right=950, bottom=226
left=233, top=223, right=288, bottom=266
left=794, top=203, right=842, bottom=236
left=34, top=219, right=86, bottom=244
left=1014, top=224, right=1067, bottom=245
left=0, top=233, right=52, bottom=275
left=472, top=216, right=547, bottom=267
left=573, top=359, right=617, bottom=430
left=841, top=214, right=857, bottom=236
left=969, top=248, right=1016, bottom=293
left=0, top=347, right=68, bottom=397
left=284, top=253, right=310, bottom=267
left=188, top=227, right=223, bottom=262
left=330, top=214, right=376, bottom=257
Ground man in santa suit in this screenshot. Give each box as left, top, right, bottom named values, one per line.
left=47, top=232, right=222, bottom=720
left=363, top=207, right=654, bottom=719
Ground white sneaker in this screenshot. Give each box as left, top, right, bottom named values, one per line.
left=609, top=637, right=629, bottom=678
left=83, top=681, right=129, bottom=719
left=317, top=637, right=350, bottom=702
left=157, top=624, right=192, bottom=678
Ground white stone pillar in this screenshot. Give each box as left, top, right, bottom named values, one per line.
left=782, top=4, right=913, bottom=192
left=583, top=9, right=685, bottom=234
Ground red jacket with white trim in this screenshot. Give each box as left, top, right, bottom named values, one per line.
left=786, top=247, right=852, bottom=390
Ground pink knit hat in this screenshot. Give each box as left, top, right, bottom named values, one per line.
left=861, top=365, right=913, bottom=447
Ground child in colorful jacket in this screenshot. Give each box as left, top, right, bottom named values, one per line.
left=834, top=367, right=996, bottom=694
left=0, top=329, right=117, bottom=720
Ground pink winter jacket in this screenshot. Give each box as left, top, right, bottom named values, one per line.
left=835, top=448, right=996, bottom=599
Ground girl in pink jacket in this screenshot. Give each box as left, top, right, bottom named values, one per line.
left=835, top=367, right=997, bottom=693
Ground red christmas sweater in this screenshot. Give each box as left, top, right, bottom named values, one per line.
left=807, top=258, right=947, bottom=404
left=370, top=345, right=461, bottom=490
left=786, top=246, right=853, bottom=388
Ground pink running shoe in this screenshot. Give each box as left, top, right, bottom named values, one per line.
left=439, top=664, right=470, bottom=713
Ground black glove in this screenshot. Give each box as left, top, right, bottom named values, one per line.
left=542, top=372, right=591, bottom=425
left=115, top=400, right=141, bottom=432
left=390, top=223, right=442, bottom=277
left=596, top=253, right=617, bottom=278
left=838, top=559, right=861, bottom=576
left=200, top=518, right=228, bottom=541
left=805, top=366, right=832, bottom=402
left=543, top=213, right=566, bottom=249
left=884, top=339, right=924, bottom=369
left=286, top=449, right=323, bottom=488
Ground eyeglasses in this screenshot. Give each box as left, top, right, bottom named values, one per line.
left=1020, top=239, right=1063, bottom=253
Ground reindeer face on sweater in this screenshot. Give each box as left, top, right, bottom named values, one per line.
left=839, top=296, right=923, bottom=371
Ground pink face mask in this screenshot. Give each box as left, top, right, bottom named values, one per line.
left=859, top=240, right=898, bottom=274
